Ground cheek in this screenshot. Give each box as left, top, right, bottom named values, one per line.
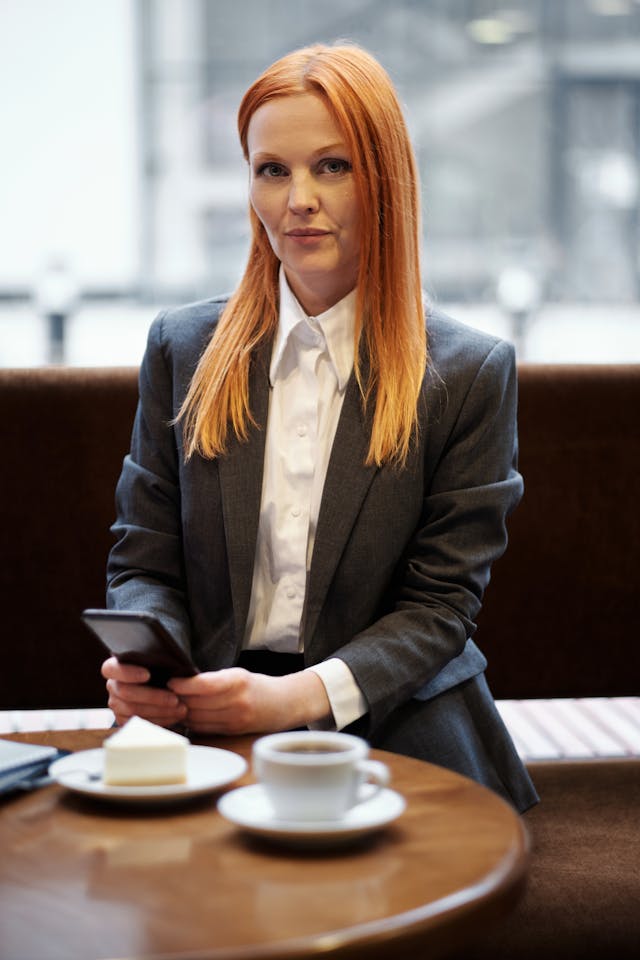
left=336, top=187, right=361, bottom=230
left=343, top=197, right=362, bottom=245
left=249, top=186, right=273, bottom=231
left=249, top=194, right=263, bottom=227
left=250, top=191, right=282, bottom=260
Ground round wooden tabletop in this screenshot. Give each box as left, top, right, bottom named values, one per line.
left=0, top=729, right=528, bottom=960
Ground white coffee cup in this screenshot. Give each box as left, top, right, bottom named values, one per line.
left=252, top=731, right=390, bottom=822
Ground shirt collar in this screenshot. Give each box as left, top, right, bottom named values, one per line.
left=270, top=267, right=356, bottom=392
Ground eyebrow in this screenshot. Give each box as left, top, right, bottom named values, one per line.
left=250, top=142, right=350, bottom=163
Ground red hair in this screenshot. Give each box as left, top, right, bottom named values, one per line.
left=178, top=42, right=426, bottom=467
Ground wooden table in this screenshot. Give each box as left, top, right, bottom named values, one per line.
left=0, top=729, right=528, bottom=960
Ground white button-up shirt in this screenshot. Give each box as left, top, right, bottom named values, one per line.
left=243, top=269, right=368, bottom=730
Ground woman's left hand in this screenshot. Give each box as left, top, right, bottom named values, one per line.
left=167, top=668, right=332, bottom=734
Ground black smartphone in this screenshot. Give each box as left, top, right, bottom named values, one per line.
left=82, top=609, right=199, bottom=688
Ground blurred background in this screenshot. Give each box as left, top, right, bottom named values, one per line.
left=1, top=0, right=639, bottom=366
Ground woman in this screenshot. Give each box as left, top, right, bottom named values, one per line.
left=103, top=42, right=538, bottom=812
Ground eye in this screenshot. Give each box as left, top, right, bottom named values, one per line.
left=319, top=158, right=352, bottom=175
left=255, top=162, right=288, bottom=178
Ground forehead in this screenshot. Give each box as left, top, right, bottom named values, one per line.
left=246, top=92, right=346, bottom=155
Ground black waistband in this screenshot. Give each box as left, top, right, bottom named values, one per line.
left=237, top=649, right=305, bottom=677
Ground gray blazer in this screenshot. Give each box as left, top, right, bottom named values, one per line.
left=107, top=298, right=538, bottom=811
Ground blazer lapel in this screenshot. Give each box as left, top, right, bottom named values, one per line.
left=304, top=372, right=378, bottom=649
left=217, top=343, right=270, bottom=646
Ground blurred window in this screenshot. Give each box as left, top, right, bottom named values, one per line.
left=1, top=0, right=638, bottom=365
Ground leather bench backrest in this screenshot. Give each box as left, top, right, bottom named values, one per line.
left=0, top=367, right=139, bottom=709
left=479, top=363, right=640, bottom=698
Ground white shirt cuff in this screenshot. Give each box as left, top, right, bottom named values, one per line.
left=306, top=658, right=368, bottom=731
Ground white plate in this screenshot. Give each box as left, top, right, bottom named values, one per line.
left=49, top=746, right=247, bottom=804
left=217, top=783, right=406, bottom=847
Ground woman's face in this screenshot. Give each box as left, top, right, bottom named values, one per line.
left=247, top=92, right=361, bottom=317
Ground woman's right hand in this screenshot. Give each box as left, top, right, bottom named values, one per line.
left=101, top=656, right=188, bottom=728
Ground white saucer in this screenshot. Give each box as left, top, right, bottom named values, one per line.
left=217, top=783, right=406, bottom=846
left=49, top=746, right=247, bottom=804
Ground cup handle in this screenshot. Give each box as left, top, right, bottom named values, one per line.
left=355, top=759, right=390, bottom=804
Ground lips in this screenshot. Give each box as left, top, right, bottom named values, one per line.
left=285, top=228, right=330, bottom=237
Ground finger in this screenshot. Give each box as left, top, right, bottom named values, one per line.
left=107, top=688, right=187, bottom=726
left=106, top=678, right=184, bottom=711
left=182, top=676, right=270, bottom=734
left=176, top=677, right=254, bottom=715
left=110, top=703, right=186, bottom=727
left=168, top=669, right=245, bottom=695
left=101, top=657, right=150, bottom=685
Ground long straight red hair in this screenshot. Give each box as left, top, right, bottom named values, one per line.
left=178, top=42, right=426, bottom=467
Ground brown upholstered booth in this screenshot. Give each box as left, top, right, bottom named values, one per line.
left=479, top=364, right=640, bottom=701
left=461, top=758, right=640, bottom=960
left=0, top=367, right=138, bottom=709
left=1, top=362, right=639, bottom=958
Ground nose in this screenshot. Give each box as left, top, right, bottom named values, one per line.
left=288, top=172, right=319, bottom=215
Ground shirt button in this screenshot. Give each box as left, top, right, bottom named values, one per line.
left=291, top=506, right=301, bottom=518
left=285, top=586, right=296, bottom=599
left=297, top=424, right=307, bottom=437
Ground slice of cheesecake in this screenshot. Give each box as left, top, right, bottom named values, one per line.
left=103, top=716, right=189, bottom=786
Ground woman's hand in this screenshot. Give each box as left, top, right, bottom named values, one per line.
left=167, top=668, right=332, bottom=735
left=101, top=656, right=188, bottom=728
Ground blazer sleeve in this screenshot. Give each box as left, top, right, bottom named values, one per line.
left=335, top=337, right=523, bottom=734
left=106, top=312, right=193, bottom=653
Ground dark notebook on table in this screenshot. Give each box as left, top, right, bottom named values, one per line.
left=0, top=738, right=68, bottom=795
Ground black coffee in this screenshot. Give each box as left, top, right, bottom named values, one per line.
left=275, top=743, right=350, bottom=755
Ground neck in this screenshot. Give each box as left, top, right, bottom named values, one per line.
left=284, top=271, right=356, bottom=317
